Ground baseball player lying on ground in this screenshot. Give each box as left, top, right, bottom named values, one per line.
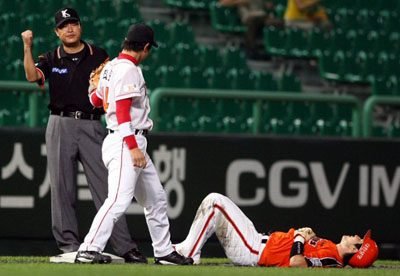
left=174, top=193, right=378, bottom=268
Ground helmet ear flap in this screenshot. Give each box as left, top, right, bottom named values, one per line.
left=348, top=230, right=379, bottom=268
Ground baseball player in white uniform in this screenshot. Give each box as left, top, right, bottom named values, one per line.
left=75, top=23, right=193, bottom=265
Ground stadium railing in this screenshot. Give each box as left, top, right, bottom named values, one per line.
left=362, top=95, right=400, bottom=137
left=149, top=87, right=362, bottom=137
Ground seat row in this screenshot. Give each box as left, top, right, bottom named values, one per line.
left=143, top=66, right=301, bottom=92
left=0, top=0, right=141, bottom=19
left=318, top=51, right=400, bottom=83
left=153, top=97, right=354, bottom=137
left=264, top=27, right=400, bottom=59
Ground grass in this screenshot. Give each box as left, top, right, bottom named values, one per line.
left=0, top=257, right=399, bottom=276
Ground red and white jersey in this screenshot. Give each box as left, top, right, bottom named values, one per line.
left=96, top=53, right=153, bottom=131
left=258, top=228, right=344, bottom=268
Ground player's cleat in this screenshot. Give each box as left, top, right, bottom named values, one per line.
left=173, top=243, right=200, bottom=265
left=75, top=251, right=112, bottom=264
left=122, top=248, right=148, bottom=264
left=154, top=251, right=194, bottom=265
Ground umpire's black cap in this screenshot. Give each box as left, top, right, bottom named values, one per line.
left=55, top=7, right=81, bottom=28
left=126, top=23, right=158, bottom=48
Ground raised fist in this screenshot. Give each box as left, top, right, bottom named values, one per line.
left=21, top=30, right=34, bottom=47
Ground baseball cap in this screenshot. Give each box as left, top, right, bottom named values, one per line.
left=348, top=229, right=379, bottom=268
left=126, top=23, right=158, bottom=48
left=55, top=8, right=80, bottom=28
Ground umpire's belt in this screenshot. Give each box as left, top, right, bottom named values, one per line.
left=109, top=129, right=148, bottom=136
left=51, top=110, right=101, bottom=120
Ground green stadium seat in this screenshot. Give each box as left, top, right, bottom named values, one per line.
left=147, top=20, right=170, bottom=47
left=318, top=51, right=343, bottom=81
left=198, top=45, right=223, bottom=69
left=7, top=59, right=26, bottom=81
left=152, top=97, right=174, bottom=131
left=169, top=22, right=195, bottom=46
left=176, top=44, right=201, bottom=68
left=79, top=16, right=99, bottom=42
left=93, top=0, right=117, bottom=18
left=141, top=65, right=161, bottom=91
left=144, top=46, right=175, bottom=69
left=389, top=124, right=400, bottom=138
left=32, top=37, right=50, bottom=61
left=221, top=47, right=248, bottom=70
left=226, top=69, right=254, bottom=90
left=381, top=53, right=400, bottom=78
left=371, top=126, right=388, bottom=138
left=95, top=17, right=123, bottom=42
left=206, top=68, right=230, bottom=89
left=372, top=76, right=398, bottom=96
left=261, top=100, right=291, bottom=134
left=254, top=72, right=278, bottom=91
left=1, top=14, right=22, bottom=48
left=69, top=0, right=92, bottom=17
left=196, top=98, right=222, bottom=132
left=22, top=14, right=51, bottom=38
left=342, top=52, right=363, bottom=83
left=288, top=102, right=312, bottom=135
left=279, top=73, right=301, bottom=92
left=311, top=103, right=336, bottom=136
left=285, top=28, right=308, bottom=57
left=352, top=31, right=377, bottom=53
left=307, top=28, right=330, bottom=57
left=329, top=29, right=356, bottom=53
left=222, top=116, right=248, bottom=133
left=219, top=99, right=248, bottom=133
left=163, top=0, right=212, bottom=9
left=0, top=1, right=20, bottom=14
left=47, top=0, right=66, bottom=17
left=21, top=0, right=44, bottom=16
left=158, top=66, right=186, bottom=88
left=376, top=32, right=400, bottom=56
left=333, top=8, right=357, bottom=31
left=209, top=1, right=246, bottom=33
left=171, top=98, right=197, bottom=132
left=118, top=0, right=141, bottom=20
left=103, top=39, right=120, bottom=59
left=184, top=67, right=209, bottom=89
left=379, top=11, right=400, bottom=34
left=334, top=104, right=353, bottom=136
left=264, top=26, right=286, bottom=56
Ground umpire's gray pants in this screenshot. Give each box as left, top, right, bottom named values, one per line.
left=46, top=115, right=137, bottom=255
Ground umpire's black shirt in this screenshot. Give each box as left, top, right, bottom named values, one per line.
left=35, top=41, right=108, bottom=115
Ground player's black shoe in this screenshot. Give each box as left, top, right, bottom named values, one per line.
left=154, top=251, right=194, bottom=265
left=122, top=248, right=148, bottom=264
left=75, top=251, right=112, bottom=264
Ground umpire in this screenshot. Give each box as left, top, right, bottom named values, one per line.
left=21, top=7, right=147, bottom=263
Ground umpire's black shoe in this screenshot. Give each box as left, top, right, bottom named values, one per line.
left=123, top=248, right=148, bottom=264
left=75, top=251, right=112, bottom=264
left=154, top=251, right=194, bottom=265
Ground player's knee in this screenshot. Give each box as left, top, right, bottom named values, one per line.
left=203, top=193, right=224, bottom=205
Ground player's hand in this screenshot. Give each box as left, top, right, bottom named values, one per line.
left=21, top=30, right=34, bottom=48
left=130, top=148, right=146, bottom=168
left=294, top=227, right=316, bottom=241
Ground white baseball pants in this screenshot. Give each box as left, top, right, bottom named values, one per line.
left=175, top=193, right=265, bottom=266
left=79, top=133, right=173, bottom=257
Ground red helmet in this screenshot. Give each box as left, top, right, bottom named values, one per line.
left=348, top=229, right=379, bottom=268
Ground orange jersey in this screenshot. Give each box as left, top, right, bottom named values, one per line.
left=258, top=229, right=344, bottom=268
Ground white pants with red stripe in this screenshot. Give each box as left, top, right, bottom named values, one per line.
left=78, top=133, right=173, bottom=257
left=175, top=193, right=264, bottom=266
